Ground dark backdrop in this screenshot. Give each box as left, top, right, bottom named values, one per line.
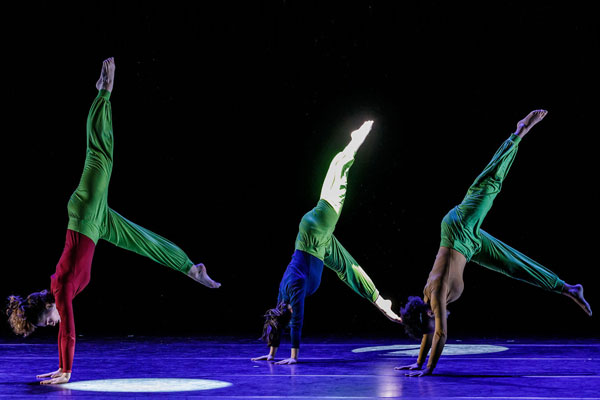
left=3, top=1, right=598, bottom=341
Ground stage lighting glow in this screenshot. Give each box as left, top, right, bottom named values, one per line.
left=62, top=378, right=232, bottom=393
left=352, top=344, right=509, bottom=356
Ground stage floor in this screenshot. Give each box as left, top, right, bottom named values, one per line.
left=1, top=336, right=598, bottom=399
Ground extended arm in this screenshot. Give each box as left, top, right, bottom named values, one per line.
left=395, top=333, right=432, bottom=371
left=40, top=285, right=74, bottom=384
left=284, top=293, right=304, bottom=363
left=275, top=348, right=299, bottom=365
left=251, top=346, right=278, bottom=361
left=422, top=294, right=448, bottom=375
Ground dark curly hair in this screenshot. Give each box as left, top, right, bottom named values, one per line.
left=259, top=302, right=292, bottom=347
left=400, top=296, right=432, bottom=340
left=6, top=290, right=54, bottom=337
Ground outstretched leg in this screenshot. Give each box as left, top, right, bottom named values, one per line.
left=295, top=121, right=374, bottom=260
left=472, top=230, right=591, bottom=316
left=101, top=208, right=220, bottom=288
left=320, top=121, right=373, bottom=215
left=324, top=235, right=401, bottom=322
left=67, top=59, right=117, bottom=243
left=461, top=110, right=547, bottom=227
left=441, top=110, right=547, bottom=260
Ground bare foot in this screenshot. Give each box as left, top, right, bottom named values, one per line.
left=515, top=109, right=548, bottom=138
left=563, top=283, right=592, bottom=316
left=374, top=295, right=403, bottom=323
left=96, top=57, right=116, bottom=92
left=188, top=263, right=221, bottom=289
left=350, top=120, right=374, bottom=148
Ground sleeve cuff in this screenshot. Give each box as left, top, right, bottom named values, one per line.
left=98, top=89, right=111, bottom=100
left=509, top=133, right=521, bottom=145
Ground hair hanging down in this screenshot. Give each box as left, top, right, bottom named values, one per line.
left=400, top=296, right=431, bottom=340
left=259, top=302, right=292, bottom=347
left=6, top=290, right=54, bottom=337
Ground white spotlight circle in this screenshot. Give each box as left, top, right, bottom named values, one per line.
left=352, top=344, right=509, bottom=356
left=62, top=378, right=232, bottom=393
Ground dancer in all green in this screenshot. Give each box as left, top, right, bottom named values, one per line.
left=6, top=58, right=219, bottom=385
left=397, top=110, right=592, bottom=377
left=252, top=121, right=402, bottom=365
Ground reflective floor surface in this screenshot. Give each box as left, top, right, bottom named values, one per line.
left=1, top=336, right=598, bottom=399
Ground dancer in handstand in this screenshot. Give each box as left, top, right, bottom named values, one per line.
left=251, top=121, right=402, bottom=365
left=397, top=110, right=592, bottom=377
left=6, top=58, right=220, bottom=385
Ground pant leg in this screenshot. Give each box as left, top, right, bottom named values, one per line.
left=296, top=138, right=361, bottom=260
left=319, top=142, right=357, bottom=216
left=471, top=229, right=565, bottom=293
left=458, top=134, right=521, bottom=231
left=295, top=199, right=339, bottom=260
left=323, top=234, right=379, bottom=302
left=440, top=134, right=521, bottom=260
left=67, top=90, right=114, bottom=244
left=100, top=208, right=195, bottom=274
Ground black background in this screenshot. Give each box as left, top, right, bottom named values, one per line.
left=3, top=1, right=598, bottom=341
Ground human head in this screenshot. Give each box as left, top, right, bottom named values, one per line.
left=400, top=296, right=434, bottom=339
left=259, top=302, right=292, bottom=347
left=6, top=290, right=58, bottom=337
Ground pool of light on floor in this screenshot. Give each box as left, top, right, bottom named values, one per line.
left=62, top=378, right=232, bottom=392
left=352, top=344, right=509, bottom=356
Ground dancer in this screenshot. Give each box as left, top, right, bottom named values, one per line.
left=396, top=110, right=592, bottom=377
left=251, top=121, right=402, bottom=365
left=6, top=58, right=220, bottom=385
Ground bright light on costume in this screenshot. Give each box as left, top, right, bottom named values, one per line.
left=62, top=378, right=232, bottom=393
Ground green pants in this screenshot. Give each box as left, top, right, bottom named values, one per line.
left=67, top=90, right=194, bottom=274
left=440, top=134, right=564, bottom=293
left=295, top=144, right=379, bottom=302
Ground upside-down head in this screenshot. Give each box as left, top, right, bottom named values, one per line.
left=6, top=290, right=59, bottom=337
left=259, top=302, right=292, bottom=347
left=400, top=296, right=434, bottom=339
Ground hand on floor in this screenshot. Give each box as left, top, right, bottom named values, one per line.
left=251, top=354, right=274, bottom=361
left=405, top=367, right=432, bottom=377
left=394, top=362, right=422, bottom=371
left=275, top=358, right=297, bottom=365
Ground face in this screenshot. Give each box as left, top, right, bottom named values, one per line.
left=37, top=303, right=60, bottom=327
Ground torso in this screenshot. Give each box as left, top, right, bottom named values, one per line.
left=279, top=250, right=325, bottom=301
left=423, top=247, right=467, bottom=305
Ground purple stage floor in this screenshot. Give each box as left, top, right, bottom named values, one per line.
left=0, top=336, right=598, bottom=399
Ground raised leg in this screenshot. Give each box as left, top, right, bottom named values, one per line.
left=457, top=111, right=547, bottom=231
left=67, top=64, right=116, bottom=243
left=320, top=121, right=373, bottom=215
